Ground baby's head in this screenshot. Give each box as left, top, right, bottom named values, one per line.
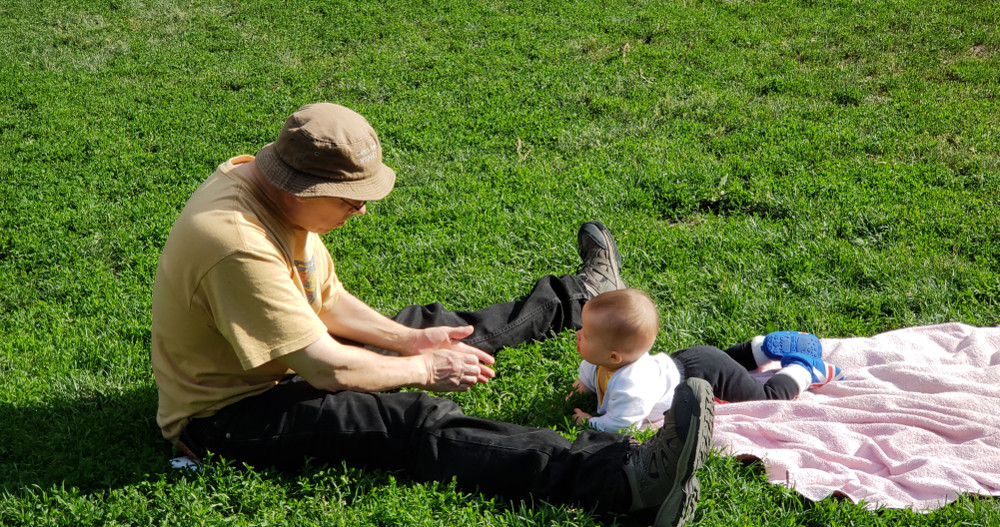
left=576, top=288, right=660, bottom=370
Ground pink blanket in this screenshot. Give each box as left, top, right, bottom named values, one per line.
left=712, top=323, right=1000, bottom=510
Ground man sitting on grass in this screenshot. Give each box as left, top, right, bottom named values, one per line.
left=151, top=102, right=715, bottom=527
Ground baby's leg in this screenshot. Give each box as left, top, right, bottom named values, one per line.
left=723, top=332, right=822, bottom=370
left=672, top=346, right=799, bottom=403
left=720, top=340, right=760, bottom=371
left=724, top=332, right=844, bottom=395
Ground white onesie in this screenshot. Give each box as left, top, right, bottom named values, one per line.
left=577, top=352, right=683, bottom=432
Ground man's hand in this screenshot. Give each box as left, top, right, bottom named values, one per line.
left=318, top=295, right=495, bottom=384
left=419, top=348, right=491, bottom=392
left=279, top=331, right=495, bottom=394
left=408, top=325, right=495, bottom=384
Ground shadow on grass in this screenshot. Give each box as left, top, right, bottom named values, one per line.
left=0, top=384, right=170, bottom=494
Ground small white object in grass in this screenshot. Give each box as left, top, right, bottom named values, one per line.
left=170, top=456, right=201, bottom=471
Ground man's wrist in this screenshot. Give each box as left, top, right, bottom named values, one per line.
left=405, top=354, right=431, bottom=387
left=368, top=326, right=420, bottom=357
left=395, top=327, right=423, bottom=356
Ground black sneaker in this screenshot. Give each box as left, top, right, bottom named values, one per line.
left=577, top=220, right=627, bottom=297
left=622, top=378, right=715, bottom=527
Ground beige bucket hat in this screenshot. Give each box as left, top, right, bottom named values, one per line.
left=255, top=103, right=396, bottom=201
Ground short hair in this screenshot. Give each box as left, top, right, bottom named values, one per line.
left=584, top=289, right=660, bottom=357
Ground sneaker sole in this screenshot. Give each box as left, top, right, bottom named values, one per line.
left=653, top=378, right=714, bottom=527
left=762, top=331, right=822, bottom=361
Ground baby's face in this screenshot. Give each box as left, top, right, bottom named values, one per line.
left=577, top=306, right=616, bottom=367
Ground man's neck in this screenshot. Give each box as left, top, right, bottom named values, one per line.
left=237, top=161, right=300, bottom=225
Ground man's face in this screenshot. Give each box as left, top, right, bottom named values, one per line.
left=289, top=196, right=366, bottom=234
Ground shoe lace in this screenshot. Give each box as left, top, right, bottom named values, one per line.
left=625, top=437, right=664, bottom=482
left=581, top=250, right=618, bottom=285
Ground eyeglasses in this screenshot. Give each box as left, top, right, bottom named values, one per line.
left=339, top=198, right=367, bottom=212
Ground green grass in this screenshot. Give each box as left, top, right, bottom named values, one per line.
left=2, top=0, right=999, bottom=524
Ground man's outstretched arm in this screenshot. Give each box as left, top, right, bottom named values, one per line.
left=278, top=333, right=488, bottom=393
left=318, top=291, right=495, bottom=382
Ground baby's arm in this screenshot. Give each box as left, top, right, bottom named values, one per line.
left=568, top=360, right=598, bottom=401
left=569, top=362, right=598, bottom=424
left=566, top=378, right=593, bottom=401
left=586, top=380, right=661, bottom=433
left=568, top=379, right=595, bottom=424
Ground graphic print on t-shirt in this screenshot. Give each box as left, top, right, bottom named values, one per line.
left=295, top=256, right=317, bottom=305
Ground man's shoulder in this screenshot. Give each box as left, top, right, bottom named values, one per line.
left=169, top=163, right=272, bottom=251
left=158, top=161, right=291, bottom=288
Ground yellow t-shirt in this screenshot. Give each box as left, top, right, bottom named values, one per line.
left=151, top=156, right=345, bottom=442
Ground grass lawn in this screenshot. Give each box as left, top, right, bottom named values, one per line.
left=1, top=0, right=998, bottom=524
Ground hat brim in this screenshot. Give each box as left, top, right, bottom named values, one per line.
left=255, top=142, right=396, bottom=201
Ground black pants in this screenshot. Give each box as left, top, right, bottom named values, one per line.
left=182, top=274, right=633, bottom=511
left=673, top=343, right=799, bottom=403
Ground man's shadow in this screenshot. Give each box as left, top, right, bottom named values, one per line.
left=0, top=383, right=170, bottom=494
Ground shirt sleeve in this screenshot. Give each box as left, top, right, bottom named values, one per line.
left=198, top=249, right=330, bottom=370
left=578, top=360, right=598, bottom=393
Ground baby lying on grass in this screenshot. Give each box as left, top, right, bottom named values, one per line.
left=568, top=289, right=844, bottom=432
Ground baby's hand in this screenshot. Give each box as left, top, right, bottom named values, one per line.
left=565, top=379, right=589, bottom=401
left=572, top=408, right=592, bottom=425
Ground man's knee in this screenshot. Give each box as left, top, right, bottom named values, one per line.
left=393, top=391, right=465, bottom=426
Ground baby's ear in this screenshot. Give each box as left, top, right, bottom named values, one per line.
left=609, top=351, right=623, bottom=364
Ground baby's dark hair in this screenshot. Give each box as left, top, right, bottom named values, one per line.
left=584, top=288, right=660, bottom=358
